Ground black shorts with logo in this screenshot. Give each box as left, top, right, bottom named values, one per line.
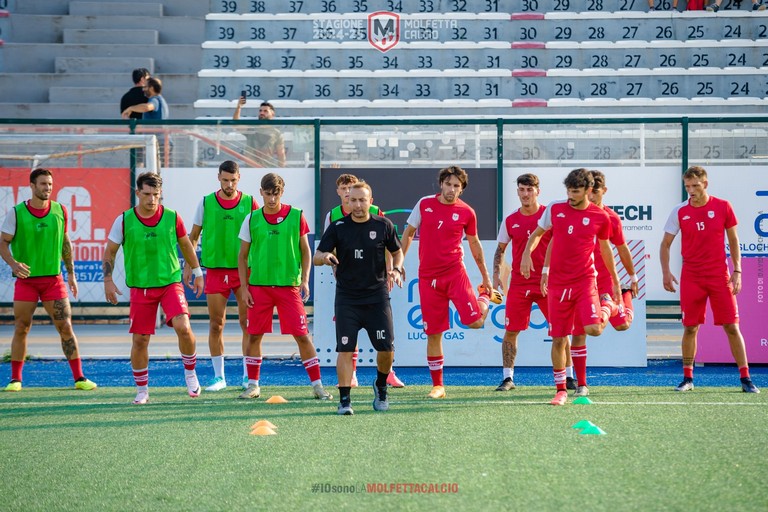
left=335, top=301, right=394, bottom=353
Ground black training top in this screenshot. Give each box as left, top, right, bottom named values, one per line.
left=120, top=86, right=148, bottom=120
left=317, top=214, right=401, bottom=305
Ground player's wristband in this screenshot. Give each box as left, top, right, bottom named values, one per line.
left=191, top=267, right=203, bottom=279
left=629, top=274, right=639, bottom=283
left=733, top=270, right=741, bottom=274
left=393, top=267, right=404, bottom=275
left=541, top=266, right=549, bottom=275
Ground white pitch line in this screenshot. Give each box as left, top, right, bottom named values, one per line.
left=395, top=399, right=768, bottom=407
left=2, top=400, right=766, bottom=408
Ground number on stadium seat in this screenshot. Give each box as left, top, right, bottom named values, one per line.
left=696, top=82, right=714, bottom=96
left=249, top=1, right=265, bottom=12
left=209, top=85, right=227, bottom=98
left=626, top=82, right=643, bottom=96
left=221, top=0, right=237, bottom=13
left=622, top=26, right=638, bottom=39
left=724, top=25, right=742, bottom=38
left=590, top=82, right=608, bottom=96
left=625, top=54, right=641, bottom=67
left=453, top=83, right=470, bottom=97
left=555, top=83, right=572, bottom=96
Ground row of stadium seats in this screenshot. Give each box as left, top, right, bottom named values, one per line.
left=207, top=0, right=746, bottom=14
left=197, top=69, right=767, bottom=101
left=201, top=40, right=768, bottom=71
left=205, top=12, right=768, bottom=43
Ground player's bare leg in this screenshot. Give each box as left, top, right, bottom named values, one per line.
left=239, top=333, right=263, bottom=399
left=131, top=333, right=151, bottom=404
left=675, top=325, right=698, bottom=391
left=5, top=301, right=36, bottom=391
left=495, top=331, right=518, bottom=391
left=206, top=293, right=229, bottom=390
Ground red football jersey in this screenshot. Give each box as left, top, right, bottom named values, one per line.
left=497, top=205, right=552, bottom=285
left=406, top=194, right=478, bottom=278
left=664, top=196, right=737, bottom=276
left=539, top=200, right=611, bottom=287
left=593, top=205, right=625, bottom=279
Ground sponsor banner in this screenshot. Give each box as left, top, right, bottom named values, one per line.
left=697, top=257, right=767, bottom=363
left=314, top=240, right=646, bottom=367
left=0, top=167, right=131, bottom=303
left=503, top=166, right=680, bottom=301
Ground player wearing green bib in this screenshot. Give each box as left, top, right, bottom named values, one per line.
left=184, top=161, right=259, bottom=392
left=236, top=172, right=331, bottom=401
left=103, top=172, right=205, bottom=405
left=322, top=173, right=406, bottom=389
left=0, top=168, right=97, bottom=392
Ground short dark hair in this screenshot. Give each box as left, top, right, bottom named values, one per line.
left=517, top=173, right=540, bottom=188
left=260, top=101, right=275, bottom=113
left=261, top=172, right=284, bottom=193
left=132, top=68, right=150, bottom=84
left=335, top=174, right=358, bottom=187
left=136, top=171, right=162, bottom=190
left=684, top=166, right=708, bottom=181
left=219, top=160, right=239, bottom=175
left=563, top=168, right=594, bottom=190
left=146, top=77, right=162, bottom=94
left=438, top=165, right=469, bottom=190
left=590, top=170, right=606, bottom=190
left=30, top=168, right=52, bottom=184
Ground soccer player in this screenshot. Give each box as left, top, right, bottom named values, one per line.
left=314, top=182, right=404, bottom=415
left=400, top=165, right=500, bottom=399
left=323, top=173, right=405, bottom=388
left=237, top=173, right=332, bottom=400
left=492, top=173, right=561, bottom=391
left=568, top=170, right=640, bottom=397
left=103, top=172, right=204, bottom=404
left=520, top=168, right=620, bottom=406
left=183, top=160, right=259, bottom=391
left=660, top=166, right=759, bottom=393
left=1, top=168, right=97, bottom=392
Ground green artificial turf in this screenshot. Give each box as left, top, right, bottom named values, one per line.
left=1, top=386, right=766, bottom=512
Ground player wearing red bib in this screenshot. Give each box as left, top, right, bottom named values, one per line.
left=401, top=166, right=498, bottom=399
left=660, top=166, right=758, bottom=393
left=521, top=168, right=620, bottom=406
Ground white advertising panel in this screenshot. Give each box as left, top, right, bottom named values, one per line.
left=314, top=241, right=647, bottom=367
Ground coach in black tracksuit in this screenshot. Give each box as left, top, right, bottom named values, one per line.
left=314, top=181, right=404, bottom=416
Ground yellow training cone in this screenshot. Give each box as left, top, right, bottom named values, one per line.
left=251, top=420, right=277, bottom=430
left=250, top=426, right=277, bottom=436
left=265, top=395, right=288, bottom=404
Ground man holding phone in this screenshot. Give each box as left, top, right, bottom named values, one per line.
left=232, top=94, right=286, bottom=168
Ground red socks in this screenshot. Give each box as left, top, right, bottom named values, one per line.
left=427, top=356, right=444, bottom=386
left=245, top=357, right=263, bottom=381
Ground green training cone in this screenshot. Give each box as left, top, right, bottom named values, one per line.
left=571, top=420, right=595, bottom=429
left=573, top=396, right=593, bottom=405
left=580, top=425, right=606, bottom=435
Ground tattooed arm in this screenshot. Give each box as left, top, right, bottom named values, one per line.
left=62, top=233, right=78, bottom=299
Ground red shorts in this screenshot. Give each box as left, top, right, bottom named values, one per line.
left=204, top=268, right=242, bottom=297
left=680, top=271, right=739, bottom=327
left=419, top=270, right=481, bottom=335
left=14, top=275, right=67, bottom=302
left=505, top=281, right=549, bottom=332
left=129, top=282, right=189, bottom=335
left=247, top=285, right=309, bottom=336
left=547, top=280, right=601, bottom=338
left=572, top=273, right=627, bottom=334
